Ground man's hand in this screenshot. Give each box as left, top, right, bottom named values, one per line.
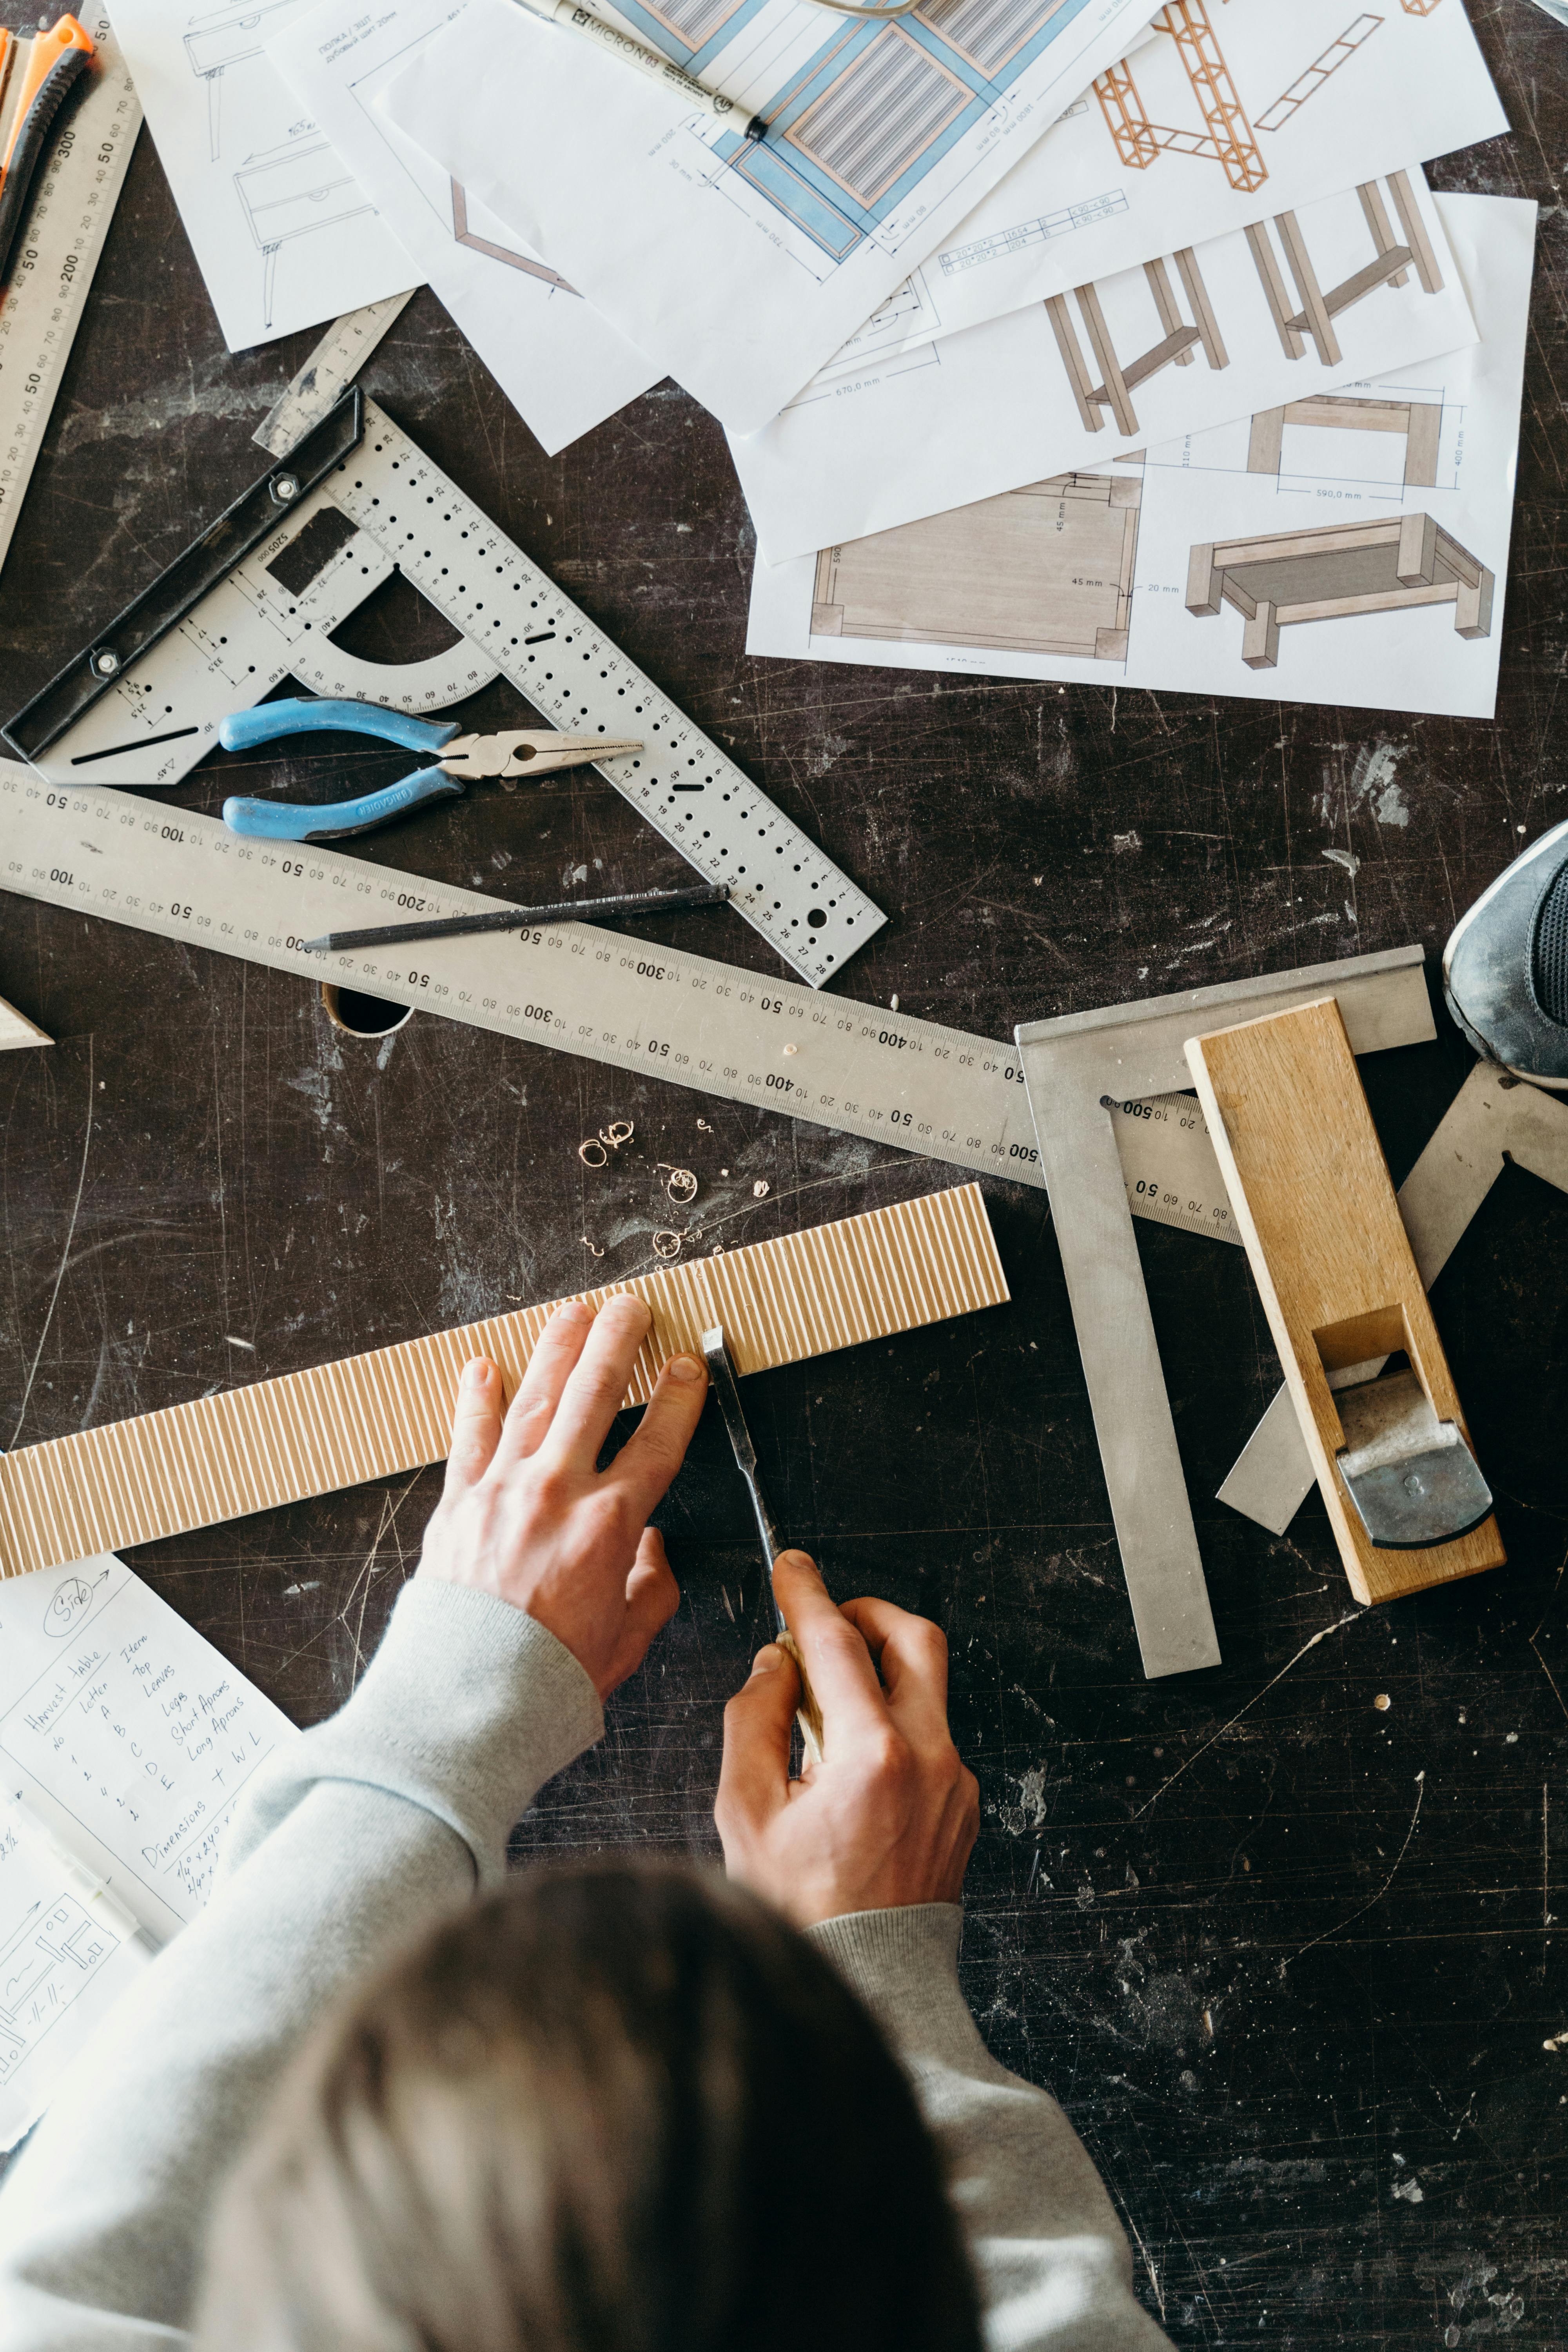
left=715, top=1551, right=979, bottom=1927
left=417, top=1296, right=708, bottom=1699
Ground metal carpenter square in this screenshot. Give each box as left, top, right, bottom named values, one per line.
left=1015, top=948, right=1435, bottom=1681
left=13, top=396, right=885, bottom=987
left=253, top=292, right=416, bottom=458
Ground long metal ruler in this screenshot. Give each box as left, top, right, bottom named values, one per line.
left=0, top=755, right=1239, bottom=1232
left=0, top=16, right=139, bottom=579
left=14, top=398, right=884, bottom=988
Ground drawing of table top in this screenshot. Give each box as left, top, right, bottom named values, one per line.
left=812, top=471, right=1141, bottom=661
left=1187, top=512, right=1493, bottom=668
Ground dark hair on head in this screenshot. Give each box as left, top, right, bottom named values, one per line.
left=196, top=1862, right=984, bottom=2352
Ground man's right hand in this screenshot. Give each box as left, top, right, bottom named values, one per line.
left=715, top=1551, right=979, bottom=1928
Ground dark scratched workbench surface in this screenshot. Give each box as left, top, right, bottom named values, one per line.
left=2, top=0, right=1566, bottom=2338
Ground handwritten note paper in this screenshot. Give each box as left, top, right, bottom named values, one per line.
left=0, top=1557, right=299, bottom=1946
left=0, top=1800, right=149, bottom=2151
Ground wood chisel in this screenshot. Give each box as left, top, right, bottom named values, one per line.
left=0, top=15, right=94, bottom=288
left=701, top=1323, right=824, bottom=1762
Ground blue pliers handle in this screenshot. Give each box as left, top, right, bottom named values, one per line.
left=218, top=697, right=465, bottom=843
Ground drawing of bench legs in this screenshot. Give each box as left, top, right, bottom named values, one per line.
left=1245, top=172, right=1441, bottom=367
left=1187, top=515, right=1493, bottom=669
left=1246, top=394, right=1441, bottom=489
left=236, top=140, right=373, bottom=332
left=1047, top=249, right=1227, bottom=437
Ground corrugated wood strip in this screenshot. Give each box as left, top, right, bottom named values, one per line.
left=0, top=1185, right=1007, bottom=1580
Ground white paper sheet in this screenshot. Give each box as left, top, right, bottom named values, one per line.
left=730, top=164, right=1478, bottom=561
left=748, top=194, right=1532, bottom=724
left=108, top=0, right=419, bottom=350
left=0, top=1797, right=149, bottom=2152
left=834, top=0, right=1507, bottom=364
left=0, top=1555, right=299, bottom=1947
left=378, top=0, right=1165, bottom=434
left=269, top=0, right=658, bottom=454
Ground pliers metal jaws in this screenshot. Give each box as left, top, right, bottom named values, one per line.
left=216, top=696, right=644, bottom=843
left=439, top=730, right=641, bottom=779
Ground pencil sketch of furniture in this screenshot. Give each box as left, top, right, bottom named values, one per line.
left=1245, top=172, right=1441, bottom=368
left=1246, top=394, right=1441, bottom=488
left=185, top=0, right=295, bottom=160
left=236, top=140, right=374, bottom=330
left=811, top=472, right=1141, bottom=661
left=1187, top=515, right=1492, bottom=669
left=1095, top=0, right=1265, bottom=192
left=1254, top=14, right=1382, bottom=133
left=1047, top=249, right=1226, bottom=438
left=449, top=183, right=577, bottom=293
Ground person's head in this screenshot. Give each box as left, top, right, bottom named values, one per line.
left=197, top=1862, right=983, bottom=2352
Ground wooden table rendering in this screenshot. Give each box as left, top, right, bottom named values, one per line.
left=1, top=2, right=1565, bottom=2340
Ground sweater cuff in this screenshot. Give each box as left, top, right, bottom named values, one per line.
left=254, top=1579, right=604, bottom=1889
left=806, top=1904, right=996, bottom=2074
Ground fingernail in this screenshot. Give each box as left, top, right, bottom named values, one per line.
left=774, top=1548, right=817, bottom=1573
left=556, top=1300, right=594, bottom=1326
left=752, top=1644, right=784, bottom=1674
left=665, top=1353, right=705, bottom=1384
left=461, top=1359, right=492, bottom=1392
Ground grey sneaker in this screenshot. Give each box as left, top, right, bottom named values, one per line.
left=1443, top=818, right=1568, bottom=1085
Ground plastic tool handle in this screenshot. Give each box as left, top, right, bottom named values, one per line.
left=218, top=699, right=459, bottom=754
left=0, top=20, right=94, bottom=288
left=222, top=767, right=464, bottom=843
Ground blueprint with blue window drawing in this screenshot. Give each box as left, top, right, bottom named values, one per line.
left=378, top=0, right=1164, bottom=432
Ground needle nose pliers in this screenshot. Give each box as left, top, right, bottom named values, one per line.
left=217, top=697, right=642, bottom=843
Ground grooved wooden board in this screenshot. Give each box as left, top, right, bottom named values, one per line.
left=0, top=1185, right=1006, bottom=1581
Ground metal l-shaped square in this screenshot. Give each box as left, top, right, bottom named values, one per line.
left=1014, top=946, right=1433, bottom=1680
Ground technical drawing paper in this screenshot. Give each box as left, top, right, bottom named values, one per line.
left=108, top=0, right=418, bottom=349
left=838, top=0, right=1507, bottom=363
left=270, top=0, right=657, bottom=454
left=730, top=164, right=1477, bottom=560
left=748, top=194, right=1530, bottom=724
left=0, top=1797, right=149, bottom=2151
left=378, top=0, right=1165, bottom=434
left=0, top=1555, right=299, bottom=1947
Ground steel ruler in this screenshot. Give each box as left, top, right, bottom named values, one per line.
left=0, top=757, right=1237, bottom=1232
left=253, top=293, right=416, bottom=459
left=13, top=397, right=885, bottom=988
left=0, top=16, right=138, bottom=579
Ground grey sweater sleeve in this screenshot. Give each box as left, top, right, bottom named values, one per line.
left=0, top=1577, right=603, bottom=2352
left=808, top=1906, right=1172, bottom=2352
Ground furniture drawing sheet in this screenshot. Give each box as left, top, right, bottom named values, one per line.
left=0, top=1795, right=148, bottom=2152
left=109, top=0, right=417, bottom=347
left=748, top=193, right=1530, bottom=722
left=730, top=165, right=1476, bottom=561
left=829, top=0, right=1506, bottom=366
left=0, top=1555, right=299, bottom=1948
left=375, top=0, right=1168, bottom=434
left=270, top=0, right=658, bottom=455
